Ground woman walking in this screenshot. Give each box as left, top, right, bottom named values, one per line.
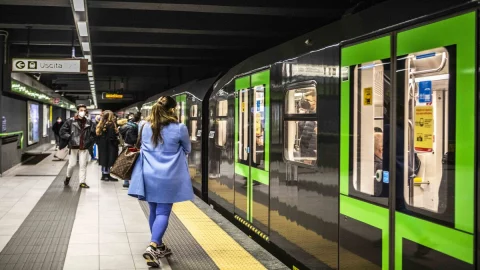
left=128, top=96, right=192, bottom=268
left=96, top=110, right=119, bottom=181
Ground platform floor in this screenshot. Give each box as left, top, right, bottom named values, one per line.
left=0, top=149, right=287, bottom=270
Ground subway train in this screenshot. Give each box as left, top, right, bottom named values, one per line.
left=126, top=1, right=480, bottom=269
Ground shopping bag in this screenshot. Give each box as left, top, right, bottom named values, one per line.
left=54, top=147, right=69, bottom=160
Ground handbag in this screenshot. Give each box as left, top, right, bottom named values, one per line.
left=110, top=124, right=144, bottom=179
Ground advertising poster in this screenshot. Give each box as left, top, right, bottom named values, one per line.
left=414, top=105, right=434, bottom=152
left=28, top=101, right=40, bottom=145
left=43, top=104, right=49, bottom=137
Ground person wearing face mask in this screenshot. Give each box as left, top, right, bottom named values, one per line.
left=52, top=117, right=64, bottom=150
left=60, top=104, right=96, bottom=188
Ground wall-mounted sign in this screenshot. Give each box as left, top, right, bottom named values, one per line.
left=102, top=93, right=134, bottom=100
left=12, top=58, right=88, bottom=74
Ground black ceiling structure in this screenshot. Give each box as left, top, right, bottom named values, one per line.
left=0, top=0, right=385, bottom=110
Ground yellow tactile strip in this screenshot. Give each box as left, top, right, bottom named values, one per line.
left=173, top=201, right=267, bottom=270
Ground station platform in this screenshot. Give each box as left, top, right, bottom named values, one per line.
left=0, top=148, right=287, bottom=270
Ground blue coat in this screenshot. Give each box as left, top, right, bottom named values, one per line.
left=128, top=122, right=193, bottom=203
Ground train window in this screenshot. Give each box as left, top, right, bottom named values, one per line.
left=191, top=120, right=198, bottom=141
left=215, top=100, right=228, bottom=147
left=352, top=59, right=389, bottom=197
left=285, top=86, right=316, bottom=114
left=284, top=120, right=317, bottom=165
left=399, top=47, right=453, bottom=214
left=284, top=85, right=317, bottom=165
left=191, top=104, right=198, bottom=117
left=217, top=100, right=228, bottom=117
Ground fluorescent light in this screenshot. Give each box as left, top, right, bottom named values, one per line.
left=85, top=55, right=91, bottom=62
left=73, top=0, right=85, bottom=11
left=88, top=64, right=92, bottom=70
left=77, top=21, right=88, bottom=36
left=88, top=71, right=93, bottom=77
left=82, top=42, right=90, bottom=52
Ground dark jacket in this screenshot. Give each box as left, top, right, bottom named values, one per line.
left=59, top=116, right=95, bottom=150
left=97, top=123, right=119, bottom=167
left=119, top=121, right=139, bottom=146
left=52, top=121, right=63, bottom=135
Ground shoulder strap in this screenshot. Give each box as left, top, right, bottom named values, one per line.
left=135, top=124, right=146, bottom=149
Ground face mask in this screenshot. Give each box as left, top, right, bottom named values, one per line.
left=78, top=111, right=86, bottom=118
left=57, top=120, right=62, bottom=123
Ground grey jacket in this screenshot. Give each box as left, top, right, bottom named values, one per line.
left=59, top=116, right=96, bottom=150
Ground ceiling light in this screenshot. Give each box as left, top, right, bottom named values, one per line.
left=88, top=71, right=93, bottom=77
left=88, top=64, right=92, bottom=70
left=82, top=42, right=90, bottom=52
left=73, top=0, right=85, bottom=11
left=78, top=21, right=88, bottom=37
left=85, top=55, right=91, bottom=62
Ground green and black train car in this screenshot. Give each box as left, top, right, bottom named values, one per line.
left=137, top=0, right=480, bottom=268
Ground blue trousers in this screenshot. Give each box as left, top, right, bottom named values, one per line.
left=148, top=202, right=173, bottom=244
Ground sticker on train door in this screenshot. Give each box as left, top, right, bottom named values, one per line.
left=241, top=102, right=245, bottom=112
left=414, top=106, right=434, bottom=151
left=363, top=87, right=372, bottom=105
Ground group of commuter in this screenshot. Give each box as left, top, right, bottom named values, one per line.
left=51, top=96, right=191, bottom=267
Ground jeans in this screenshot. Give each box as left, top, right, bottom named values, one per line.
left=54, top=134, right=60, bottom=147
left=148, top=202, right=173, bottom=244
left=67, top=149, right=89, bottom=184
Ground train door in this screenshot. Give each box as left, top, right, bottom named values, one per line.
left=394, top=12, right=475, bottom=269
left=340, top=36, right=391, bottom=270
left=234, top=70, right=271, bottom=235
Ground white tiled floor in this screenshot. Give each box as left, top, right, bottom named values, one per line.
left=0, top=147, right=67, bottom=252
left=64, top=163, right=154, bottom=270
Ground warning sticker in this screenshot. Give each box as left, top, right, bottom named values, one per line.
left=414, top=106, right=434, bottom=152
left=241, top=102, right=245, bottom=112
left=363, top=87, right=372, bottom=106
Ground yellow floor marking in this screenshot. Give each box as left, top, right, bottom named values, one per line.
left=173, top=201, right=267, bottom=270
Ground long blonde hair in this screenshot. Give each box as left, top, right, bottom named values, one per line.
left=96, top=110, right=117, bottom=135
left=148, top=96, right=177, bottom=146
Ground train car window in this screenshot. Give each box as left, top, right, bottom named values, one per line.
left=190, top=120, right=198, bottom=142
left=352, top=60, right=388, bottom=196
left=217, top=100, right=228, bottom=117
left=190, top=104, right=198, bottom=141
left=285, top=86, right=316, bottom=114
left=215, top=100, right=228, bottom=147
left=253, top=85, right=265, bottom=166
left=399, top=47, right=453, bottom=214
left=284, top=86, right=317, bottom=165
left=190, top=104, right=198, bottom=117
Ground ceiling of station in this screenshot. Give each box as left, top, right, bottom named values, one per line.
left=0, top=0, right=385, bottom=110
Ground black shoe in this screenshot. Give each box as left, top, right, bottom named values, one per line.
left=64, top=177, right=71, bottom=186
left=123, top=182, right=130, bottom=188
left=79, top=183, right=90, bottom=188
left=101, top=174, right=109, bottom=181
left=107, top=174, right=118, bottom=182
